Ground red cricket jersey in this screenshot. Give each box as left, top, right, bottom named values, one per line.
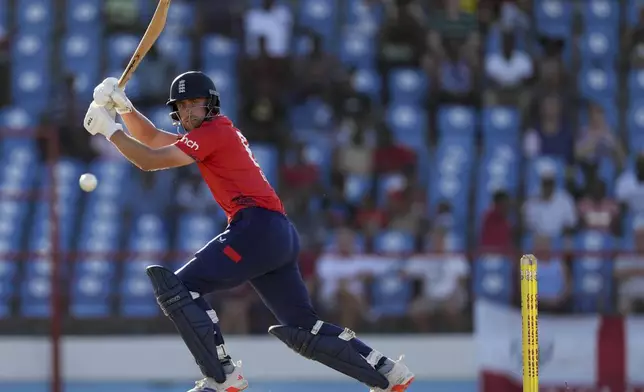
left=173, top=115, right=285, bottom=222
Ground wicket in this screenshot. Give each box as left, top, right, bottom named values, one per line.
left=520, top=254, right=539, bottom=392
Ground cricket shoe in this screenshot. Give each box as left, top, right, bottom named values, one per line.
left=187, top=361, right=249, bottom=392
left=370, top=355, right=415, bottom=392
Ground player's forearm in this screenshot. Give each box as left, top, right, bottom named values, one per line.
left=120, top=109, right=176, bottom=148
left=108, top=130, right=161, bottom=171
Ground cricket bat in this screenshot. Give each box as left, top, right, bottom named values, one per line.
left=117, top=0, right=173, bottom=89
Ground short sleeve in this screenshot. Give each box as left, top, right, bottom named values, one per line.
left=174, top=126, right=219, bottom=162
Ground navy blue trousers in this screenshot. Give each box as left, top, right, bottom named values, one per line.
left=175, top=207, right=319, bottom=329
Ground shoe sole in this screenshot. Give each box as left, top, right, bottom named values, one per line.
left=224, top=380, right=249, bottom=392
left=391, top=376, right=415, bottom=392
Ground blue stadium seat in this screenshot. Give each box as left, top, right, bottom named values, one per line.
left=353, top=67, right=381, bottom=101
left=629, top=70, right=644, bottom=101
left=61, top=34, right=101, bottom=100
left=571, top=231, right=614, bottom=313
left=628, top=0, right=644, bottom=25
left=373, top=231, right=414, bottom=254
left=119, top=274, right=159, bottom=317
left=158, top=33, right=192, bottom=70
left=388, top=68, right=428, bottom=105
left=579, top=27, right=618, bottom=65
left=476, top=144, right=520, bottom=227
left=472, top=254, right=513, bottom=303
left=0, top=107, right=35, bottom=130
left=11, top=63, right=51, bottom=115
left=106, top=34, right=139, bottom=70
left=204, top=68, right=237, bottom=122
left=17, top=0, right=54, bottom=36
left=146, top=106, right=175, bottom=132
left=386, top=104, right=428, bottom=146
left=201, top=35, right=238, bottom=71
left=0, top=279, right=12, bottom=318
left=430, top=137, right=473, bottom=228
left=437, top=106, right=476, bottom=137
left=524, top=157, right=567, bottom=195
left=481, top=107, right=519, bottom=136
left=66, top=0, right=101, bottom=31
left=11, top=34, right=51, bottom=67
left=70, top=275, right=112, bottom=317
left=344, top=0, right=384, bottom=33
left=339, top=32, right=375, bottom=67
left=521, top=234, right=564, bottom=252
left=0, top=0, right=6, bottom=30
left=582, top=0, right=619, bottom=29
left=369, top=273, right=413, bottom=318
left=534, top=0, right=573, bottom=37
left=20, top=276, right=51, bottom=317
left=344, top=174, right=371, bottom=204
left=164, top=0, right=195, bottom=34
left=577, top=67, right=617, bottom=103
left=298, top=0, right=339, bottom=50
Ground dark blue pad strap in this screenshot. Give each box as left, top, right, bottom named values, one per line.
left=146, top=265, right=226, bottom=383
left=268, top=324, right=389, bottom=389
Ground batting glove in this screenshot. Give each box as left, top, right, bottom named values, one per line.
left=83, top=101, right=123, bottom=139
left=93, top=77, right=133, bottom=115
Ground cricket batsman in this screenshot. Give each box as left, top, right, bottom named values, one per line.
left=84, top=71, right=415, bottom=392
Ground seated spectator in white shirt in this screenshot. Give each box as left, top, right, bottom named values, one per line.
left=523, top=167, right=577, bottom=237
left=405, top=227, right=470, bottom=332
left=244, top=0, right=292, bottom=58
left=484, top=28, right=533, bottom=105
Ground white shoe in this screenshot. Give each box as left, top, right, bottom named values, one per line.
left=370, top=356, right=415, bottom=392
left=187, top=361, right=249, bottom=392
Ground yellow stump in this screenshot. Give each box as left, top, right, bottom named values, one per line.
left=520, top=254, right=539, bottom=392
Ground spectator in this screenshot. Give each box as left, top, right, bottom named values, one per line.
left=616, top=154, right=644, bottom=217
left=575, top=102, right=626, bottom=179
left=335, top=124, right=375, bottom=177
left=615, top=222, right=644, bottom=314
left=426, top=38, right=477, bottom=107
left=240, top=36, right=290, bottom=106
left=385, top=187, right=423, bottom=235
left=523, top=94, right=574, bottom=165
left=577, top=179, right=620, bottom=235
left=427, top=0, right=478, bottom=43
left=377, top=0, right=427, bottom=101
left=373, top=125, right=416, bottom=174
left=479, top=190, right=513, bottom=252
left=315, top=228, right=369, bottom=330
left=239, top=79, right=288, bottom=145
left=196, top=0, right=243, bottom=38
left=533, top=235, right=571, bottom=313
left=293, top=33, right=347, bottom=103
left=47, top=74, right=97, bottom=162
left=484, top=28, right=533, bottom=106
left=523, top=166, right=577, bottom=237
left=131, top=46, right=177, bottom=109
left=406, top=226, right=470, bottom=331
left=104, top=0, right=143, bottom=33
left=243, top=0, right=292, bottom=58
left=355, top=194, right=388, bottom=236
left=281, top=142, right=320, bottom=199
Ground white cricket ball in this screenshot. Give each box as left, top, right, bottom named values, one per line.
left=79, top=173, right=98, bottom=192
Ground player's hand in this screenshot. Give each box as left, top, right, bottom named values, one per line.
left=83, top=101, right=123, bottom=139
left=93, top=77, right=133, bottom=115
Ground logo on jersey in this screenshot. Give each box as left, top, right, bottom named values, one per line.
left=179, top=135, right=199, bottom=150
left=178, top=79, right=186, bottom=94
